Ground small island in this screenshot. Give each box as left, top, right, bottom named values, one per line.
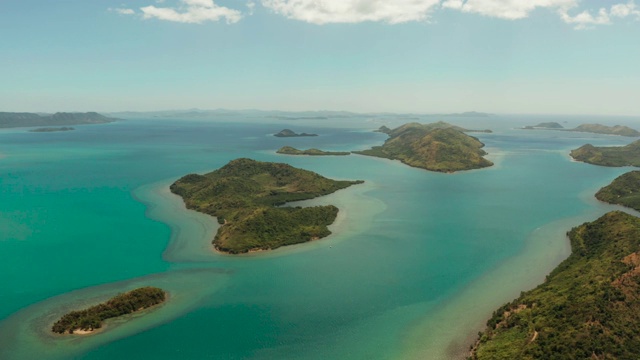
left=595, top=171, right=640, bottom=211
left=522, top=122, right=640, bottom=137
left=0, top=112, right=116, bottom=128
left=273, top=129, right=318, bottom=137
left=570, top=140, right=640, bottom=167
left=354, top=122, right=493, bottom=172
left=170, top=158, right=363, bottom=254
left=29, top=127, right=74, bottom=133
left=523, top=122, right=564, bottom=129
left=51, top=287, right=166, bottom=335
left=470, top=211, right=640, bottom=359
left=276, top=146, right=350, bottom=156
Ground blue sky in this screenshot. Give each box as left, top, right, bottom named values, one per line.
left=1, top=0, right=639, bottom=115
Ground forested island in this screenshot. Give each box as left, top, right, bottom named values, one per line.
left=522, top=122, right=640, bottom=136
left=277, top=146, right=350, bottom=156
left=29, top=127, right=74, bottom=133
left=52, top=287, right=166, bottom=334
left=354, top=122, right=493, bottom=172
left=595, top=171, right=640, bottom=211
left=470, top=211, right=640, bottom=359
left=170, top=158, right=363, bottom=254
left=0, top=112, right=116, bottom=128
left=570, top=140, right=640, bottom=167
left=273, top=129, right=318, bottom=137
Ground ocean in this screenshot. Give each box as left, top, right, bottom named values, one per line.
left=0, top=113, right=637, bottom=359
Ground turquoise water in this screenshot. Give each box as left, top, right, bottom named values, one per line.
left=0, top=115, right=637, bottom=359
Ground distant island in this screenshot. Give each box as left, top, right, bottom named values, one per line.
left=29, top=127, right=74, bottom=133
left=595, top=171, right=640, bottom=211
left=170, top=158, right=363, bottom=254
left=354, top=122, right=493, bottom=172
left=0, top=112, right=116, bottom=128
left=276, top=146, right=350, bottom=156
left=273, top=129, right=318, bottom=137
left=522, top=122, right=640, bottom=137
left=52, top=287, right=166, bottom=335
left=523, top=122, right=564, bottom=129
left=570, top=140, right=640, bottom=167
left=470, top=211, right=640, bottom=359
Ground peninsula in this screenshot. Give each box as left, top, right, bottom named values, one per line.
left=0, top=112, right=116, bottom=128
left=470, top=211, right=640, bottom=359
left=277, top=146, right=350, bottom=156
left=273, top=129, right=318, bottom=137
left=51, top=287, right=166, bottom=334
left=595, top=171, right=640, bottom=211
left=570, top=140, right=640, bottom=167
left=354, top=122, right=493, bottom=172
left=29, top=127, right=74, bottom=133
left=170, top=158, right=363, bottom=254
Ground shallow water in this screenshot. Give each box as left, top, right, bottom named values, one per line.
left=0, top=115, right=636, bottom=359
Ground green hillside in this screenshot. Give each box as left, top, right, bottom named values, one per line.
left=470, top=211, right=640, bottom=360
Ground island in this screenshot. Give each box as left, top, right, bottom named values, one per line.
left=470, top=211, right=640, bottom=359
left=276, top=146, right=350, bottom=156
left=595, top=171, right=640, bottom=211
left=522, top=122, right=564, bottom=129
left=51, top=287, right=166, bottom=335
left=353, top=122, right=493, bottom=172
left=570, top=140, right=640, bottom=167
left=28, top=127, right=74, bottom=133
left=0, top=112, right=116, bottom=128
left=273, top=129, right=318, bottom=137
left=170, top=158, right=363, bottom=254
left=522, top=122, right=640, bottom=137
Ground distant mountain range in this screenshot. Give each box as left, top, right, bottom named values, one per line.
left=0, top=112, right=117, bottom=128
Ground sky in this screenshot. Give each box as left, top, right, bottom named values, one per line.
left=1, top=0, right=639, bottom=115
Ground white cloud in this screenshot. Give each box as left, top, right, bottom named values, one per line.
left=140, top=0, right=243, bottom=24
left=559, top=1, right=640, bottom=29
left=261, top=0, right=441, bottom=24
left=109, top=7, right=136, bottom=15
left=449, top=0, right=577, bottom=20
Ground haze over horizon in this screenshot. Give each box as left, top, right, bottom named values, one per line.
left=2, top=0, right=639, bottom=116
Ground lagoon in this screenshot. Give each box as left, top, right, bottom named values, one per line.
left=0, top=114, right=636, bottom=359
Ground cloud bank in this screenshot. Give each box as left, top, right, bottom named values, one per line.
left=114, top=0, right=640, bottom=28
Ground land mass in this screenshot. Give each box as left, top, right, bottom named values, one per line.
left=52, top=287, right=166, bottom=335
left=523, top=122, right=564, bottom=129
left=170, top=158, right=363, bottom=254
left=595, top=171, right=640, bottom=211
left=276, top=146, right=350, bottom=156
left=28, top=127, right=74, bottom=133
left=274, top=129, right=318, bottom=137
left=470, top=211, right=640, bottom=359
left=570, top=140, right=640, bottom=167
left=0, top=112, right=116, bottom=128
left=354, top=122, right=493, bottom=172
left=523, top=122, right=640, bottom=137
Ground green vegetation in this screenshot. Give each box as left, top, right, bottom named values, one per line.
left=354, top=122, right=493, bottom=172
left=570, top=140, right=640, bottom=167
left=52, top=287, right=166, bottom=334
left=170, top=158, right=363, bottom=254
left=273, top=129, right=318, bottom=137
left=470, top=211, right=640, bottom=360
left=571, top=124, right=640, bottom=137
left=523, top=122, right=564, bottom=129
left=0, top=112, right=116, bottom=128
left=276, top=146, right=350, bottom=156
left=595, top=171, right=640, bottom=211
left=29, top=127, right=74, bottom=132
